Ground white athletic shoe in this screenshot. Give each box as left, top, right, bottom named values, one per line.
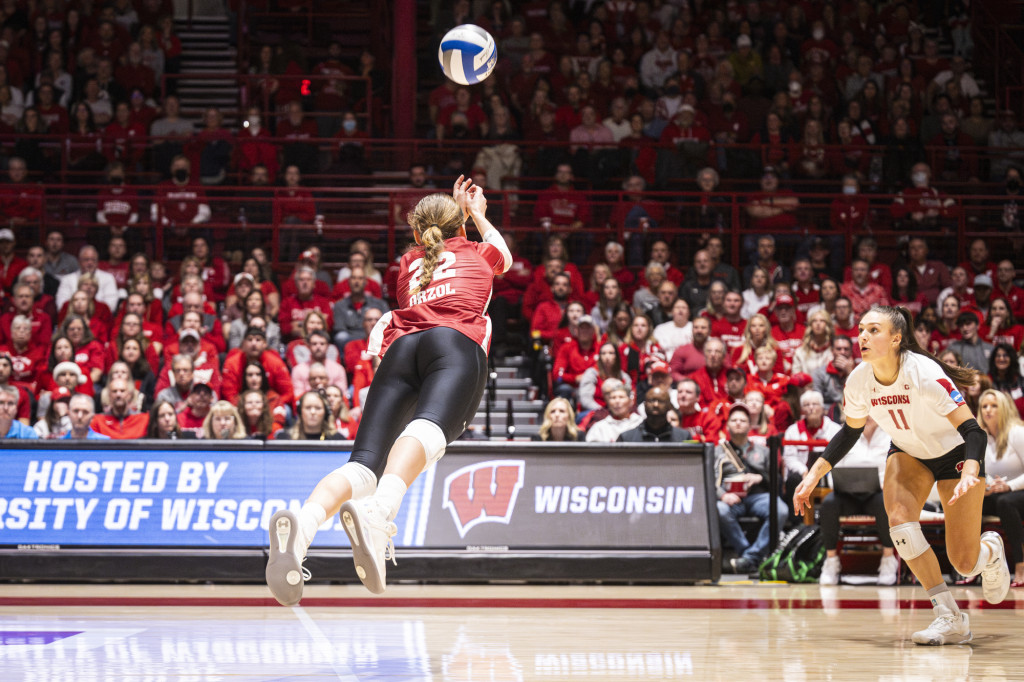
left=819, top=556, right=841, bottom=585
left=912, top=611, right=972, bottom=646
left=877, top=555, right=900, bottom=586
left=340, top=499, right=397, bottom=595
left=980, top=531, right=1011, bottom=604
left=266, top=509, right=310, bottom=606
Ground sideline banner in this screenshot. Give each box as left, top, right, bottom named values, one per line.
left=0, top=447, right=360, bottom=547
left=0, top=442, right=711, bottom=552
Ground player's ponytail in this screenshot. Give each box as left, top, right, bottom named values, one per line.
left=873, top=305, right=978, bottom=392
left=407, top=193, right=463, bottom=294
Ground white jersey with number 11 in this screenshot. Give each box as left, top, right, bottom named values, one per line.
left=843, top=351, right=967, bottom=460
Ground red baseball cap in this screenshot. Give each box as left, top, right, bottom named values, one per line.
left=775, top=294, right=795, bottom=307
left=649, top=361, right=671, bottom=375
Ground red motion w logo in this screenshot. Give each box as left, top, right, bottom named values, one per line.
left=442, top=460, right=525, bottom=538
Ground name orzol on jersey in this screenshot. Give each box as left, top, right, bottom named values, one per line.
left=408, top=282, right=456, bottom=306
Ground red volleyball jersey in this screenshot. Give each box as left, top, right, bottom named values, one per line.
left=370, top=236, right=508, bottom=357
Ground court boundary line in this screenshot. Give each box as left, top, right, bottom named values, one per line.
left=0, top=595, right=1018, bottom=610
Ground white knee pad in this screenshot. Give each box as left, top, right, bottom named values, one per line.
left=333, top=462, right=377, bottom=499
left=890, top=521, right=930, bottom=560
left=400, top=419, right=447, bottom=472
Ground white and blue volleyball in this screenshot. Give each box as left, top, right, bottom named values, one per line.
left=438, top=24, right=497, bottom=86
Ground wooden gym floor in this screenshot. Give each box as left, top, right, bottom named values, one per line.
left=1, top=581, right=1022, bottom=681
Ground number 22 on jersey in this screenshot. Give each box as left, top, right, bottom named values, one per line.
left=408, top=251, right=457, bottom=291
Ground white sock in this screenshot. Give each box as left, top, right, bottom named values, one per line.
left=298, top=502, right=327, bottom=549
left=966, top=539, right=995, bottom=577
left=374, top=474, right=408, bottom=522
left=927, top=584, right=960, bottom=616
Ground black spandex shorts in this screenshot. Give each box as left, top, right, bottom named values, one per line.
left=887, top=442, right=985, bottom=480
left=348, top=327, right=488, bottom=477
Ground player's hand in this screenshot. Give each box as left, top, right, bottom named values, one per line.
left=947, top=471, right=982, bottom=506
left=792, top=471, right=820, bottom=515
left=465, top=183, right=488, bottom=220
left=452, top=174, right=473, bottom=220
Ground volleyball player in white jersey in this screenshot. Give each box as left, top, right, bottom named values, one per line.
left=265, top=176, right=512, bottom=603
left=794, top=305, right=1010, bottom=645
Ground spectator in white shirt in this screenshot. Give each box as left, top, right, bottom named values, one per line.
left=585, top=383, right=643, bottom=443
left=55, top=245, right=118, bottom=310
left=653, top=298, right=693, bottom=356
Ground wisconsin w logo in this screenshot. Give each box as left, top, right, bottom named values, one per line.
left=442, top=460, right=525, bottom=538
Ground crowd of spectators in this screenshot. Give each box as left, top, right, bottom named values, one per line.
left=0, top=231, right=381, bottom=441
left=428, top=0, right=1024, bottom=201
left=521, top=225, right=1024, bottom=572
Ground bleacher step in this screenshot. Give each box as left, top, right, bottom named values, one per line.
left=476, top=399, right=545, bottom=411
left=492, top=367, right=518, bottom=380
left=488, top=388, right=528, bottom=401
left=493, top=377, right=532, bottom=390
left=470, top=414, right=540, bottom=428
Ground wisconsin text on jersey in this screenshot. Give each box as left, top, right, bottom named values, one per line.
left=871, top=394, right=911, bottom=406
left=408, top=282, right=456, bottom=306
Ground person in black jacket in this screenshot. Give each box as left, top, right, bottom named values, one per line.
left=618, top=386, right=691, bottom=442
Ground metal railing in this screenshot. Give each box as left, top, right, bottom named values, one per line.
left=20, top=133, right=1024, bottom=188
left=4, top=182, right=1020, bottom=275
left=159, top=72, right=375, bottom=133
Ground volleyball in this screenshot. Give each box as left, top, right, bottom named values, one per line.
left=438, top=24, right=497, bottom=86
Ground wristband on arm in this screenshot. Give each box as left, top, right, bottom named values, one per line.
left=956, top=418, right=986, bottom=464
left=822, top=422, right=865, bottom=468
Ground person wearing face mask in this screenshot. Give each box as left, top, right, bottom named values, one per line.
left=150, top=155, right=211, bottom=261
left=891, top=162, right=956, bottom=232
left=800, top=21, right=838, bottom=66
left=435, top=87, right=487, bottom=141
left=653, top=78, right=685, bottom=122
left=830, top=174, right=870, bottom=236
left=332, top=111, right=369, bottom=176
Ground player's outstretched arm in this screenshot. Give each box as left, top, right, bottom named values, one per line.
left=793, top=414, right=866, bottom=516
left=453, top=175, right=511, bottom=271
left=793, top=458, right=832, bottom=516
